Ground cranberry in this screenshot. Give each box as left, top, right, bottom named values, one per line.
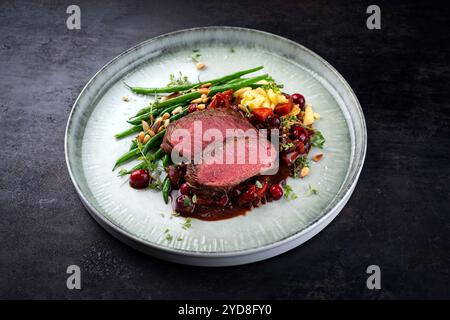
left=295, top=140, right=306, bottom=154
left=291, top=124, right=309, bottom=143
left=188, top=103, right=198, bottom=113
left=266, top=114, right=281, bottom=128
left=175, top=195, right=195, bottom=215
left=179, top=183, right=191, bottom=196
left=167, top=165, right=182, bottom=187
left=239, top=185, right=258, bottom=204
left=129, top=169, right=150, bottom=189
left=291, top=93, right=305, bottom=108
left=269, top=184, right=283, bottom=200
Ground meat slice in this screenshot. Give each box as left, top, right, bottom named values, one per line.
left=185, top=136, right=277, bottom=196
left=161, top=109, right=255, bottom=161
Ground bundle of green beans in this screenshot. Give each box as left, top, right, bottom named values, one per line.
left=128, top=65, right=263, bottom=95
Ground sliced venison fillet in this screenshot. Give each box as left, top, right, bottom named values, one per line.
left=185, top=135, right=277, bottom=197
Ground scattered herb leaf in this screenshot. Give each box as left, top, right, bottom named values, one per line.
left=262, top=81, right=282, bottom=94
left=167, top=72, right=191, bottom=87
left=190, top=49, right=202, bottom=62
left=182, top=217, right=192, bottom=230
left=281, top=115, right=300, bottom=130
left=281, top=142, right=295, bottom=151
left=165, top=234, right=173, bottom=241
left=293, top=156, right=309, bottom=178
left=283, top=184, right=298, bottom=200
left=305, top=184, right=319, bottom=196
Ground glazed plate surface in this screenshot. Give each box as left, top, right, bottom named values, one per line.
left=65, top=27, right=366, bottom=266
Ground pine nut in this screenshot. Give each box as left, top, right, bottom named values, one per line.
left=196, top=104, right=206, bottom=110
left=313, top=112, right=321, bottom=120
left=171, top=106, right=183, bottom=115
left=147, top=129, right=155, bottom=137
left=138, top=131, right=145, bottom=143
left=197, top=88, right=210, bottom=95
left=191, top=97, right=203, bottom=104
left=312, top=154, right=323, bottom=162
left=141, top=120, right=150, bottom=132
left=151, top=118, right=162, bottom=132
left=143, top=134, right=151, bottom=144
left=122, top=96, right=129, bottom=102
left=162, top=112, right=170, bottom=120
left=300, top=167, right=310, bottom=178
left=164, top=119, right=170, bottom=127
left=200, top=83, right=212, bottom=88
left=196, top=62, right=205, bottom=70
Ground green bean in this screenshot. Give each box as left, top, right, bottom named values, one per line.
left=158, top=103, right=185, bottom=117
left=151, top=147, right=165, bottom=161
left=142, top=129, right=165, bottom=155
left=115, top=125, right=142, bottom=139
left=162, top=154, right=171, bottom=168
left=113, top=148, right=140, bottom=170
left=127, top=103, right=184, bottom=125
left=129, top=139, right=137, bottom=151
left=209, top=74, right=269, bottom=95
left=118, top=161, right=145, bottom=176
left=127, top=106, right=162, bottom=125
left=162, top=176, right=171, bottom=204
left=117, top=148, right=165, bottom=176
left=113, top=131, right=163, bottom=170
left=129, top=66, right=264, bottom=95
left=135, top=91, right=200, bottom=117
left=114, top=106, right=189, bottom=170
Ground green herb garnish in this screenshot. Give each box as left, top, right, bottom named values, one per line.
left=165, top=234, right=173, bottom=241
left=182, top=217, right=192, bottom=230
left=293, top=156, right=309, bottom=178
left=305, top=184, right=318, bottom=196
left=310, top=130, right=325, bottom=149
left=281, top=142, right=295, bottom=151
left=135, top=140, right=163, bottom=189
left=281, top=115, right=300, bottom=130
left=167, top=72, right=191, bottom=87
left=283, top=184, right=298, bottom=200
left=190, top=49, right=201, bottom=62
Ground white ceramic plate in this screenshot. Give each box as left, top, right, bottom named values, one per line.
left=65, top=27, right=366, bottom=266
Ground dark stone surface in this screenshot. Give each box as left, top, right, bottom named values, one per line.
left=0, top=0, right=449, bottom=299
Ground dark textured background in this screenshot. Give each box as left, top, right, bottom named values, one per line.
left=1, top=0, right=449, bottom=299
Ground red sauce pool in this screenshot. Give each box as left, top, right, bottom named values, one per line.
left=171, top=164, right=291, bottom=221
